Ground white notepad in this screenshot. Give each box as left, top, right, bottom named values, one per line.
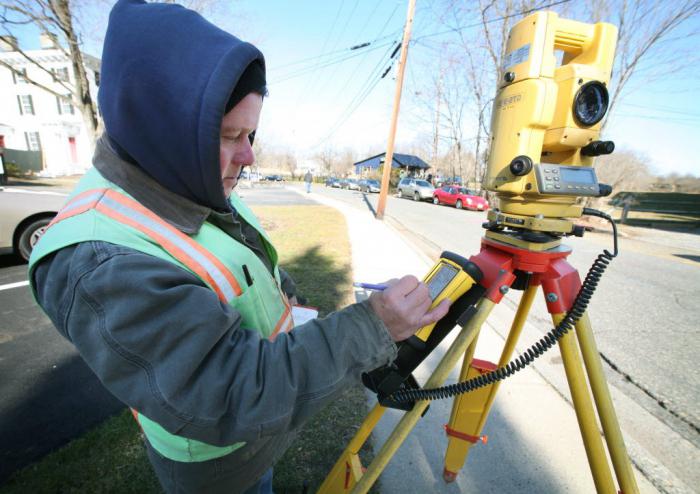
left=291, top=305, right=319, bottom=327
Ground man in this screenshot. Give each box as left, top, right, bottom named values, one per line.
left=304, top=170, right=313, bottom=193
left=28, top=1, right=449, bottom=493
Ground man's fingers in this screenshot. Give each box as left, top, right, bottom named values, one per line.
left=389, top=275, right=420, bottom=295
left=403, top=281, right=431, bottom=308
left=416, top=299, right=451, bottom=328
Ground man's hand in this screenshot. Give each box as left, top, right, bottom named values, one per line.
left=368, top=275, right=451, bottom=341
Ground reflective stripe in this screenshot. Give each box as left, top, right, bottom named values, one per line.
left=269, top=304, right=294, bottom=341
left=49, top=189, right=107, bottom=226
left=50, top=188, right=242, bottom=302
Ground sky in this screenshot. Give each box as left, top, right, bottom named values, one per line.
left=7, top=0, right=700, bottom=177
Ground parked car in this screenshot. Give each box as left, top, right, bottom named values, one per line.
left=240, top=170, right=261, bottom=182
left=433, top=186, right=489, bottom=211
left=0, top=186, right=68, bottom=261
left=340, top=178, right=358, bottom=190
left=264, top=174, right=284, bottom=182
left=325, top=177, right=339, bottom=187
left=397, top=177, right=434, bottom=201
left=337, top=178, right=349, bottom=189
left=359, top=179, right=380, bottom=193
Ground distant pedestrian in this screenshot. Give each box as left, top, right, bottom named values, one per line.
left=304, top=170, right=313, bottom=193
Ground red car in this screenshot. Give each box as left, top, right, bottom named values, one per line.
left=432, top=186, right=489, bottom=211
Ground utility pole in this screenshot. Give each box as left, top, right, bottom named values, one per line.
left=432, top=69, right=442, bottom=168
left=376, top=0, right=417, bottom=220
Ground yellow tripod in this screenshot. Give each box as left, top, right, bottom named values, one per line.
left=318, top=229, right=639, bottom=494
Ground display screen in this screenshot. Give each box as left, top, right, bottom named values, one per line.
left=560, top=167, right=596, bottom=184
left=427, top=263, right=459, bottom=300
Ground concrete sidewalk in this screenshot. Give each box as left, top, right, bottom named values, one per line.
left=292, top=188, right=663, bottom=493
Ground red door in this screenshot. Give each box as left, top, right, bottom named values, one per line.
left=446, top=187, right=457, bottom=206
left=68, top=136, right=78, bottom=163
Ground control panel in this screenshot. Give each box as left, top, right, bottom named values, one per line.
left=534, top=163, right=601, bottom=196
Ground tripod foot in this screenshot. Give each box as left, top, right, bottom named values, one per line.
left=443, top=468, right=458, bottom=483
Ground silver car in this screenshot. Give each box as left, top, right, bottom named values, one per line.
left=0, top=186, right=68, bottom=260
left=397, top=177, right=434, bottom=201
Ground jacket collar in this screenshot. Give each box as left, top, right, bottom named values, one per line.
left=93, top=135, right=211, bottom=235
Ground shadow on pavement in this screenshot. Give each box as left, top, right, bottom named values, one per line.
left=0, top=351, right=124, bottom=484
left=360, top=192, right=377, bottom=217
left=0, top=254, right=25, bottom=269
left=674, top=254, right=700, bottom=263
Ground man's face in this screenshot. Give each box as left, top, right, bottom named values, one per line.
left=219, top=93, right=263, bottom=197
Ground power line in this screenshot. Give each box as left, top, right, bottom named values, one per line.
left=324, top=3, right=401, bottom=103
left=310, top=39, right=401, bottom=149
left=268, top=30, right=402, bottom=72
left=269, top=39, right=396, bottom=85
left=412, top=0, right=573, bottom=43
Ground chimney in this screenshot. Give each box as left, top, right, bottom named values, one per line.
left=40, top=32, right=58, bottom=49
left=0, top=35, right=18, bottom=52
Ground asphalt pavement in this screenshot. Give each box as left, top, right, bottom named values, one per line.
left=0, top=257, right=124, bottom=483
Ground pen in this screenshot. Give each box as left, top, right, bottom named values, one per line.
left=353, top=282, right=388, bottom=291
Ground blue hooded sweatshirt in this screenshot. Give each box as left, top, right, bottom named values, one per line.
left=98, top=0, right=265, bottom=211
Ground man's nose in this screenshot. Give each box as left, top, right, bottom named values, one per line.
left=236, top=140, right=255, bottom=166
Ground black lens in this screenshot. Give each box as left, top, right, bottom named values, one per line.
left=573, top=81, right=609, bottom=127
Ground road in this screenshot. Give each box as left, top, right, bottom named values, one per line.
left=304, top=183, right=700, bottom=490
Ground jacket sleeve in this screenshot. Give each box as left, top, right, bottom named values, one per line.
left=32, top=241, right=397, bottom=446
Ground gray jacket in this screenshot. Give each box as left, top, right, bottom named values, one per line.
left=31, top=140, right=397, bottom=483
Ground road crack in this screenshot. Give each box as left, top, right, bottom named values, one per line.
left=600, top=352, right=700, bottom=436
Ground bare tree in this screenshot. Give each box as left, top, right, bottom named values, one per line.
left=1, top=0, right=99, bottom=145
left=590, top=0, right=700, bottom=131
left=313, top=146, right=337, bottom=177
left=281, top=151, right=297, bottom=180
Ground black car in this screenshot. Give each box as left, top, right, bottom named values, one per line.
left=325, top=177, right=339, bottom=187
left=264, top=174, right=284, bottom=182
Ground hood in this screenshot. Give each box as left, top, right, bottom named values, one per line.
left=98, top=0, right=265, bottom=211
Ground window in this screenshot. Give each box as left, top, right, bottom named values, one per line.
left=17, top=95, right=35, bottom=115
left=56, top=95, right=74, bottom=115
left=52, top=67, right=70, bottom=82
left=25, top=131, right=41, bottom=151
left=12, top=68, right=27, bottom=84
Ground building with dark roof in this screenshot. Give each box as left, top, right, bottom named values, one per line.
left=354, top=152, right=430, bottom=176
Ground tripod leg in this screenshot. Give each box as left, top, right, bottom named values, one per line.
left=553, top=311, right=617, bottom=493
left=317, top=404, right=386, bottom=494
left=349, top=298, right=497, bottom=494
left=575, top=313, right=640, bottom=493
left=443, top=283, right=539, bottom=481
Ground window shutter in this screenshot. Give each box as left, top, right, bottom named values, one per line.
left=56, top=95, right=62, bottom=115
left=25, top=132, right=30, bottom=149
left=17, top=95, right=23, bottom=115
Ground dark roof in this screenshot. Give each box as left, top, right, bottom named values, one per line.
left=354, top=152, right=430, bottom=170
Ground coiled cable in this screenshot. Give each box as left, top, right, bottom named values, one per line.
left=390, top=208, right=618, bottom=403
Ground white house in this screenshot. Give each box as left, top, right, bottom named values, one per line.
left=0, top=34, right=100, bottom=176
